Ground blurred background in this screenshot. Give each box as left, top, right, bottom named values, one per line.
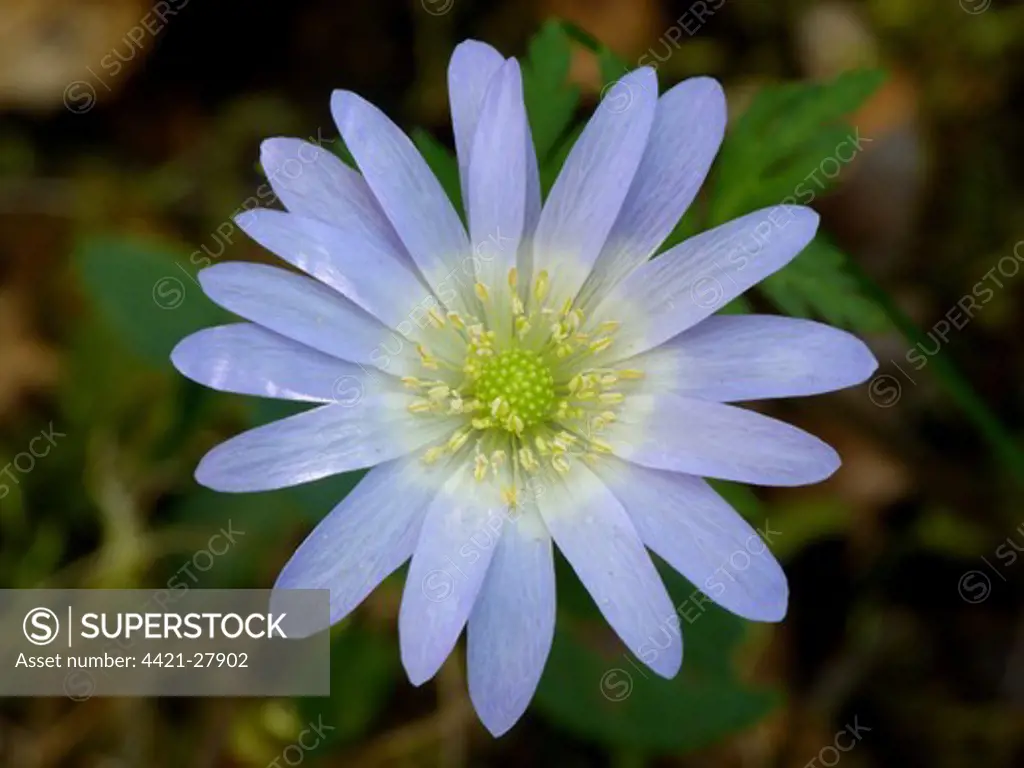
left=1, top=0, right=1023, bottom=765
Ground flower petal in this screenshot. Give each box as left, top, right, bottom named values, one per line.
left=399, top=463, right=507, bottom=685
left=171, top=323, right=380, bottom=403
left=595, top=206, right=820, bottom=360
left=579, top=77, right=726, bottom=308
left=467, top=59, right=527, bottom=285
left=258, top=137, right=408, bottom=259
left=532, top=68, right=658, bottom=304
left=631, top=314, right=879, bottom=402
left=195, top=401, right=457, bottom=492
left=607, top=393, right=840, bottom=486
left=600, top=457, right=788, bottom=622
left=234, top=208, right=431, bottom=330
left=448, top=40, right=506, bottom=209
left=274, top=452, right=446, bottom=626
left=331, top=90, right=472, bottom=308
left=467, top=506, right=554, bottom=736
left=535, top=461, right=681, bottom=678
left=198, top=262, right=417, bottom=374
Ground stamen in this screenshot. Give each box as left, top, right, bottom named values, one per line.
left=404, top=266, right=640, bottom=483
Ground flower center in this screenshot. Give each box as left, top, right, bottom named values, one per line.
left=473, top=349, right=555, bottom=432
left=402, top=266, right=645, bottom=502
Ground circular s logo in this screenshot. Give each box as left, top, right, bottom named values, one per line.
left=23, top=607, right=60, bottom=646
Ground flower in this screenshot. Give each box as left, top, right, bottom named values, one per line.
left=171, top=40, right=878, bottom=735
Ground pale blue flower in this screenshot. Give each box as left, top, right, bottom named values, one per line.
left=172, top=40, right=877, bottom=735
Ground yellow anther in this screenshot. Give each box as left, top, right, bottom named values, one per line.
left=501, top=486, right=519, bottom=507
left=423, top=446, right=446, bottom=464
left=617, top=368, right=645, bottom=380
left=599, top=392, right=625, bottom=405
left=568, top=374, right=583, bottom=394
left=416, top=344, right=439, bottom=369
left=597, top=320, right=621, bottom=334
left=427, top=308, right=446, bottom=328
left=447, top=427, right=472, bottom=453
left=474, top=282, right=490, bottom=302
left=508, top=268, right=518, bottom=289
left=491, top=450, right=507, bottom=470
left=569, top=308, right=585, bottom=331
left=556, top=430, right=578, bottom=445
left=589, top=437, right=613, bottom=454
left=599, top=374, right=618, bottom=386
left=471, top=417, right=494, bottom=430
left=552, top=454, right=571, bottom=474
left=474, top=453, right=489, bottom=481
left=534, top=270, right=550, bottom=302
left=401, top=377, right=422, bottom=389
left=600, top=410, right=617, bottom=423
left=427, top=385, right=450, bottom=401
left=515, top=317, right=531, bottom=338
left=560, top=298, right=573, bottom=317
left=589, top=337, right=614, bottom=354
left=408, top=399, right=433, bottom=414
left=447, top=312, right=466, bottom=330
left=512, top=295, right=525, bottom=316
left=506, top=414, right=525, bottom=435
left=534, top=435, right=550, bottom=455
left=519, top=447, right=539, bottom=472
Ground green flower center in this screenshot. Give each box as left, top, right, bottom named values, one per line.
left=474, top=348, right=555, bottom=432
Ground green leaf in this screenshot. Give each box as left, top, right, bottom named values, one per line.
left=539, top=122, right=584, bottom=196
left=75, top=234, right=228, bottom=367
left=759, top=237, right=890, bottom=332
left=412, top=128, right=463, bottom=218
left=522, top=20, right=581, bottom=163
left=711, top=69, right=885, bottom=224
left=699, top=70, right=888, bottom=332
left=536, top=556, right=778, bottom=752
left=557, top=19, right=630, bottom=86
